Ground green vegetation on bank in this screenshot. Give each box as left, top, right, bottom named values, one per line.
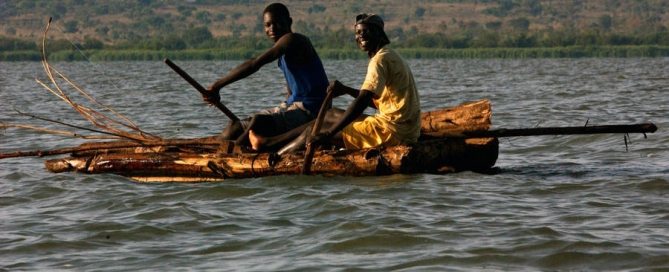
left=3, top=28, right=669, bottom=61
left=3, top=46, right=669, bottom=62
left=3, top=0, right=669, bottom=60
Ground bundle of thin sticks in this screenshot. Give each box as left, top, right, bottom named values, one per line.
left=0, top=18, right=204, bottom=160
left=2, top=18, right=161, bottom=142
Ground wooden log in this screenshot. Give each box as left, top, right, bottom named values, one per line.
left=212, top=137, right=497, bottom=178
left=1, top=137, right=221, bottom=159
left=43, top=136, right=498, bottom=182
left=421, top=99, right=491, bottom=134
left=45, top=152, right=222, bottom=182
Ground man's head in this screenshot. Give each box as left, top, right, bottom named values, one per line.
left=354, top=14, right=390, bottom=54
left=263, top=3, right=292, bottom=42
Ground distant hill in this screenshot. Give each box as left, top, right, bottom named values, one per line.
left=2, top=0, right=668, bottom=45
left=2, top=0, right=669, bottom=60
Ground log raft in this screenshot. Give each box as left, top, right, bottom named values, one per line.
left=45, top=100, right=497, bottom=182
left=41, top=99, right=656, bottom=183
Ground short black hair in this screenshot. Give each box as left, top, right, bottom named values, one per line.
left=263, top=3, right=290, bottom=19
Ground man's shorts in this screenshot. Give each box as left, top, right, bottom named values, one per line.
left=240, top=102, right=314, bottom=136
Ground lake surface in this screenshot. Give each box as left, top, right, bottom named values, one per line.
left=1, top=58, right=667, bottom=271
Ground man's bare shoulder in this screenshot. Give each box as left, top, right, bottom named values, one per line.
left=279, top=33, right=317, bottom=60
left=277, top=33, right=312, bottom=46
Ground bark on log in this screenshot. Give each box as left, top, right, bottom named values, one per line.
left=45, top=137, right=498, bottom=182
left=46, top=152, right=221, bottom=181
left=421, top=99, right=491, bottom=134
left=1, top=137, right=221, bottom=159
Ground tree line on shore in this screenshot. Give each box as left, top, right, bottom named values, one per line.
left=2, top=26, right=669, bottom=61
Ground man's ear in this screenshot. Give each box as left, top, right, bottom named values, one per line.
left=287, top=17, right=293, bottom=26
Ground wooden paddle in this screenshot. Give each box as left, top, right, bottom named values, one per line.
left=164, top=58, right=239, bottom=122
left=302, top=88, right=336, bottom=175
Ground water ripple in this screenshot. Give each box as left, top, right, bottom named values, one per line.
left=1, top=59, right=668, bottom=270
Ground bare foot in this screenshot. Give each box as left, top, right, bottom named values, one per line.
left=248, top=129, right=264, bottom=151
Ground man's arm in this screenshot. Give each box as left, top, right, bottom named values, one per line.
left=322, top=89, right=375, bottom=139
left=204, top=34, right=294, bottom=103
left=329, top=80, right=377, bottom=109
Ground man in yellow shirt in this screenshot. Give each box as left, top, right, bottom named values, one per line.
left=250, top=13, right=420, bottom=152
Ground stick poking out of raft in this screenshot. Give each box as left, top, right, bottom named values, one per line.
left=423, top=123, right=657, bottom=138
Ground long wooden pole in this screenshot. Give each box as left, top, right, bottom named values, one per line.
left=302, top=89, right=336, bottom=175
left=164, top=58, right=239, bottom=122
left=424, top=122, right=657, bottom=138
left=1, top=123, right=656, bottom=160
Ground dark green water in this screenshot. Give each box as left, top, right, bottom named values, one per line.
left=1, top=58, right=667, bottom=271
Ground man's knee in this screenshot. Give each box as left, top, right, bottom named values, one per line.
left=249, top=114, right=277, bottom=135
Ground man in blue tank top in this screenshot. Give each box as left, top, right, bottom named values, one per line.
left=204, top=2, right=328, bottom=149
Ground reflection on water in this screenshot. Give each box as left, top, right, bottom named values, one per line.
left=0, top=59, right=667, bottom=270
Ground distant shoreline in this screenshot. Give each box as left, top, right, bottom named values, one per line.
left=2, top=46, right=669, bottom=61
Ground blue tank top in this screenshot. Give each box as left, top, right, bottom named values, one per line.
left=278, top=54, right=328, bottom=114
